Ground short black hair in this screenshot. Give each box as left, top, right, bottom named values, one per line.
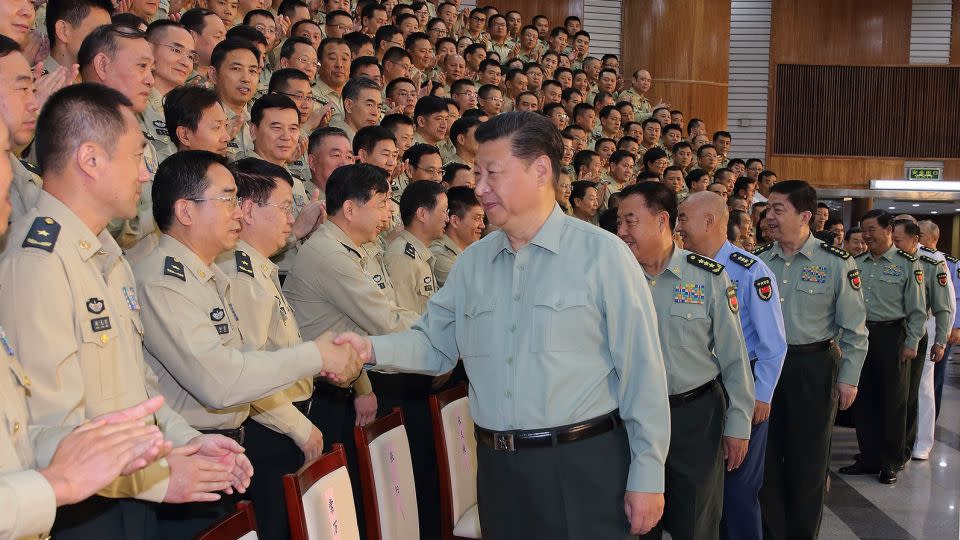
left=620, top=181, right=678, bottom=230
left=642, top=147, right=668, bottom=166
left=475, top=111, right=562, bottom=186
left=350, top=55, right=382, bottom=80
left=442, top=163, right=471, bottom=186
left=746, top=158, right=764, bottom=168
left=278, top=0, right=309, bottom=18
left=445, top=185, right=479, bottom=219
left=78, top=23, right=146, bottom=72
left=279, top=35, right=313, bottom=59
left=231, top=157, right=294, bottom=204
left=769, top=179, right=817, bottom=216
left=153, top=150, right=230, bottom=232
left=845, top=226, right=863, bottom=241
left=180, top=8, right=217, bottom=35
left=733, top=176, right=756, bottom=196
left=685, top=168, right=709, bottom=189
left=0, top=34, right=20, bottom=57
left=163, top=85, right=220, bottom=148
left=608, top=150, right=634, bottom=166
left=697, top=143, right=717, bottom=158
left=403, top=143, right=441, bottom=170
left=450, top=116, right=481, bottom=149
left=573, top=150, right=598, bottom=175
left=250, top=93, right=299, bottom=126
left=713, top=130, right=732, bottom=141
left=307, top=126, right=350, bottom=155
left=383, top=46, right=411, bottom=66
left=242, top=9, right=274, bottom=25
left=112, top=12, right=146, bottom=30
left=210, top=36, right=260, bottom=71
left=759, top=170, right=777, bottom=182
left=662, top=123, right=682, bottom=136
left=374, top=24, right=401, bottom=51
left=399, top=180, right=446, bottom=226
left=46, top=0, right=114, bottom=46
left=380, top=113, right=415, bottom=133
left=569, top=180, right=597, bottom=209
left=319, top=36, right=351, bottom=57
left=641, top=117, right=661, bottom=130
left=291, top=18, right=321, bottom=36
left=861, top=209, right=893, bottom=229
left=225, top=25, right=267, bottom=48
left=404, top=31, right=430, bottom=50
left=326, top=163, right=390, bottom=216
left=687, top=118, right=704, bottom=136
left=35, top=82, right=132, bottom=176
left=414, top=95, right=448, bottom=120
left=145, top=19, right=185, bottom=43
left=728, top=157, right=746, bottom=169
left=268, top=67, right=310, bottom=94
left=353, top=125, right=396, bottom=156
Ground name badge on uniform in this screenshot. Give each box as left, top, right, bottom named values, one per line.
left=0, top=326, right=14, bottom=356
left=881, top=264, right=902, bottom=277
left=674, top=283, right=704, bottom=304
left=800, top=265, right=827, bottom=283
left=423, top=276, right=434, bottom=292
left=91, top=317, right=112, bottom=332
left=215, top=323, right=230, bottom=335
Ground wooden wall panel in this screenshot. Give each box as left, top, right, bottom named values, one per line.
left=943, top=160, right=960, bottom=180
left=953, top=0, right=960, bottom=64
left=766, top=156, right=905, bottom=189
left=489, top=0, right=584, bottom=31
left=621, top=0, right=730, bottom=131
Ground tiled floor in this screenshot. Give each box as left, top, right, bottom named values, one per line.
left=821, top=358, right=960, bottom=539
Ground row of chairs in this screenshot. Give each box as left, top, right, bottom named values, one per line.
left=197, top=384, right=482, bottom=540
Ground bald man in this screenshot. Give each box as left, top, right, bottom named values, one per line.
left=676, top=192, right=787, bottom=540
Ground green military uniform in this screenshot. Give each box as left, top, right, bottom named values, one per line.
left=852, top=245, right=926, bottom=475
left=598, top=174, right=623, bottom=211
left=429, top=234, right=461, bottom=288
left=618, top=88, right=652, bottom=123
left=141, top=89, right=176, bottom=165
left=0, top=193, right=202, bottom=537
left=368, top=205, right=671, bottom=539
left=644, top=247, right=753, bottom=540
left=217, top=241, right=316, bottom=540
left=756, top=233, right=868, bottom=539
left=488, top=39, right=513, bottom=60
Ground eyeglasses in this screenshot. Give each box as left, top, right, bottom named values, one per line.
left=326, top=23, right=350, bottom=32
left=290, top=55, right=317, bottom=65
left=429, top=27, right=448, bottom=35
left=416, top=167, right=443, bottom=176
left=470, top=15, right=486, bottom=23
left=159, top=43, right=199, bottom=64
left=276, top=91, right=313, bottom=103
left=454, top=91, right=477, bottom=98
left=253, top=24, right=277, bottom=36
left=257, top=201, right=294, bottom=215
left=187, top=196, right=242, bottom=207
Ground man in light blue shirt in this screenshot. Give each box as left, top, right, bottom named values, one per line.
left=677, top=192, right=786, bottom=540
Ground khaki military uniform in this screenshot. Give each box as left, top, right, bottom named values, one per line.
left=617, top=88, right=652, bottom=122
left=384, top=230, right=436, bottom=314
left=429, top=234, right=461, bottom=288
left=313, top=79, right=345, bottom=126
left=185, top=69, right=213, bottom=89
left=328, top=118, right=356, bottom=145
left=223, top=104, right=255, bottom=160
left=9, top=156, right=42, bottom=224
left=0, top=192, right=201, bottom=503
left=488, top=40, right=513, bottom=60
left=412, top=133, right=455, bottom=165
left=133, top=234, right=326, bottom=430
left=287, top=128, right=313, bottom=184
left=142, top=89, right=175, bottom=159
left=40, top=54, right=63, bottom=77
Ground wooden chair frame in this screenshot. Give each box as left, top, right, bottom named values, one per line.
left=353, top=407, right=407, bottom=540
left=428, top=383, right=479, bottom=540
left=195, top=500, right=259, bottom=540
left=282, top=443, right=351, bottom=540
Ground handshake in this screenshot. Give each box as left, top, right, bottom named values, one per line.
left=312, top=331, right=374, bottom=387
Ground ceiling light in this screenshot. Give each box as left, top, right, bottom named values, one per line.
left=912, top=204, right=920, bottom=207
left=871, top=180, right=960, bottom=191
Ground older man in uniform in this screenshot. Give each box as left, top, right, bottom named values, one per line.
left=676, top=192, right=786, bottom=540
left=430, top=185, right=484, bottom=288
left=891, top=219, right=954, bottom=466
left=839, top=210, right=925, bottom=485
left=755, top=180, right=868, bottom=538
left=0, top=85, right=254, bottom=540
left=337, top=112, right=671, bottom=539
left=133, top=150, right=361, bottom=535
left=618, top=183, right=754, bottom=540
left=0, top=36, right=42, bottom=227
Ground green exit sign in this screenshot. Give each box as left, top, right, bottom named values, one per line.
left=908, top=167, right=941, bottom=180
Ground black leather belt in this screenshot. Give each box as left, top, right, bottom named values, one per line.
left=669, top=379, right=717, bottom=407
left=788, top=339, right=835, bottom=354
left=292, top=398, right=312, bottom=416
left=475, top=410, right=621, bottom=452
left=866, top=319, right=903, bottom=328
left=200, top=426, right=246, bottom=445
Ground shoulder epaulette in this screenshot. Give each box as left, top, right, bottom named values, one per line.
left=920, top=255, right=941, bottom=266
left=163, top=256, right=186, bottom=281
left=22, top=217, right=60, bottom=253
left=339, top=242, right=361, bottom=258
left=19, top=159, right=40, bottom=176
left=752, top=243, right=774, bottom=255
left=729, top=251, right=756, bottom=269
left=404, top=242, right=417, bottom=259
left=897, top=249, right=917, bottom=262
left=920, top=245, right=936, bottom=254
left=820, top=242, right=850, bottom=260
left=686, top=253, right=724, bottom=275
left=235, top=251, right=255, bottom=278
left=945, top=254, right=959, bottom=264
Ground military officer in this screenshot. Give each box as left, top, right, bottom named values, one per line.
left=676, top=192, right=787, bottom=540
left=890, top=219, right=953, bottom=466
left=617, top=183, right=754, bottom=540
left=218, top=158, right=325, bottom=540
left=429, top=186, right=484, bottom=288
left=837, top=210, right=925, bottom=484
left=755, top=180, right=868, bottom=538
left=618, top=69, right=655, bottom=122
left=336, top=113, right=671, bottom=539
left=210, top=38, right=261, bottom=160
left=133, top=150, right=360, bottom=536
left=0, top=38, right=42, bottom=226
left=314, top=37, right=350, bottom=126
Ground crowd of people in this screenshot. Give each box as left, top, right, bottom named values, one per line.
left=1, top=0, right=959, bottom=539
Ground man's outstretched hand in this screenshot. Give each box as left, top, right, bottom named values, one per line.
left=314, top=332, right=364, bottom=386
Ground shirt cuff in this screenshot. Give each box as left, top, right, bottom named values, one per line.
left=723, top=410, right=753, bottom=440
left=0, top=470, right=56, bottom=539
left=626, top=454, right=665, bottom=493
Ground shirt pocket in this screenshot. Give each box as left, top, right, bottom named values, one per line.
left=795, top=280, right=831, bottom=309
left=669, top=302, right=710, bottom=350
left=532, top=291, right=594, bottom=352
left=462, top=299, right=496, bottom=356
left=79, top=310, right=119, bottom=402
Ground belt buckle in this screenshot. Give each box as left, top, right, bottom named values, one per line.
left=494, top=432, right=515, bottom=452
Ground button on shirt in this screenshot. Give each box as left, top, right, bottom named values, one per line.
left=645, top=246, right=755, bottom=439
left=758, top=233, right=868, bottom=385
left=856, top=244, right=927, bottom=350
left=714, top=241, right=787, bottom=404
left=369, top=205, right=671, bottom=493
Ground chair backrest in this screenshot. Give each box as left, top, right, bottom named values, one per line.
left=283, top=443, right=361, bottom=540
left=354, top=407, right=420, bottom=540
left=428, top=384, right=478, bottom=538
left=195, top=501, right=259, bottom=540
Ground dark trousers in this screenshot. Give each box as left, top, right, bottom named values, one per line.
left=854, top=325, right=908, bottom=471
left=934, top=344, right=950, bottom=417
left=242, top=417, right=306, bottom=540
left=154, top=496, right=234, bottom=539
left=52, top=496, right=156, bottom=540
left=369, top=371, right=441, bottom=539
left=476, top=422, right=635, bottom=540
left=720, top=419, right=769, bottom=540
left=760, top=344, right=840, bottom=540
left=903, top=334, right=928, bottom=463
left=653, top=381, right=725, bottom=540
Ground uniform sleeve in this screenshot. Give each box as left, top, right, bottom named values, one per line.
left=249, top=389, right=315, bottom=447
left=748, top=267, right=787, bottom=404
left=383, top=251, right=420, bottom=313
left=601, top=241, right=670, bottom=493
left=835, top=258, right=869, bottom=385
left=929, top=262, right=955, bottom=344
left=138, top=280, right=325, bottom=409
left=903, top=260, right=928, bottom=350
left=0, top=470, right=56, bottom=540
left=144, top=364, right=201, bottom=447
left=430, top=251, right=454, bottom=288
left=709, top=274, right=755, bottom=439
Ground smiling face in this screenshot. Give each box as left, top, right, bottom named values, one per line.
left=250, top=107, right=300, bottom=164
left=151, top=26, right=196, bottom=91
left=93, top=36, right=156, bottom=114
left=212, top=48, right=259, bottom=109
left=0, top=0, right=35, bottom=45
